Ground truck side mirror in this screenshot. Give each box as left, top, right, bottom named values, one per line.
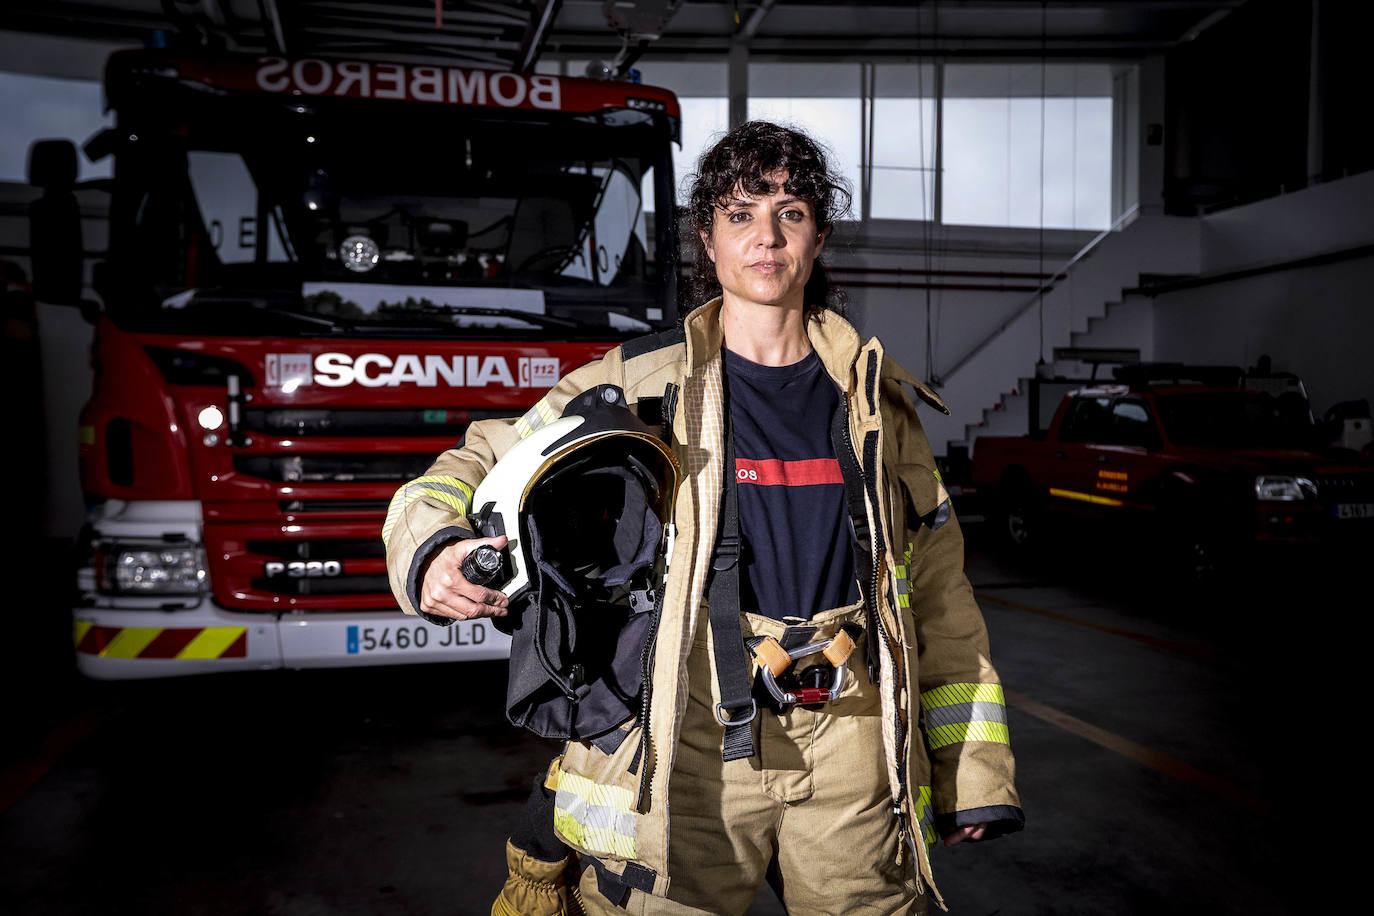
left=27, top=139, right=85, bottom=305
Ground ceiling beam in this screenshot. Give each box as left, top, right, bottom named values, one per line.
left=516, top=0, right=563, bottom=72
left=547, top=32, right=1180, bottom=57
left=739, top=0, right=778, bottom=41
left=299, top=24, right=519, bottom=51
left=257, top=0, right=288, bottom=54
left=302, top=1, right=528, bottom=29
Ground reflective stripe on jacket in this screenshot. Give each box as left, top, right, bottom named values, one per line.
left=383, top=300, right=1023, bottom=905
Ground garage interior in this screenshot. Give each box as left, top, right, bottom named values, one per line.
left=2, top=2, right=1370, bottom=914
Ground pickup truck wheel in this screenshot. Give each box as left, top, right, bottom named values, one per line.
left=1006, top=503, right=1033, bottom=546
left=1181, top=535, right=1219, bottom=582
left=997, top=487, right=1041, bottom=552
left=1159, top=486, right=1229, bottom=583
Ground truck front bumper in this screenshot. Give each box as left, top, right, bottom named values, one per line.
left=73, top=599, right=511, bottom=680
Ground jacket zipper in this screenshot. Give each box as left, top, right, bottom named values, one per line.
left=635, top=381, right=680, bottom=812
left=634, top=578, right=663, bottom=811
left=836, top=377, right=909, bottom=823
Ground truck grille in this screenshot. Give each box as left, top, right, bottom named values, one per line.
left=249, top=575, right=391, bottom=596
left=247, top=538, right=382, bottom=559
left=206, top=526, right=399, bottom=611
left=1317, top=475, right=1374, bottom=502
left=279, top=499, right=392, bottom=514
left=207, top=405, right=522, bottom=611
left=201, top=401, right=524, bottom=609
left=243, top=407, right=508, bottom=437
left=236, top=453, right=435, bottom=483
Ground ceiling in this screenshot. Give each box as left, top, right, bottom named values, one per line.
left=4, top=1, right=1248, bottom=71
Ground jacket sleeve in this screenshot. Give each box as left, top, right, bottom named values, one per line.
left=382, top=354, right=623, bottom=624
left=885, top=378, right=1025, bottom=841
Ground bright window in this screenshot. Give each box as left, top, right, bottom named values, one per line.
left=747, top=98, right=862, bottom=212
left=871, top=64, right=937, bottom=222
left=941, top=63, right=1113, bottom=230
left=0, top=72, right=111, bottom=183
left=872, top=98, right=938, bottom=221
left=671, top=97, right=730, bottom=203
left=749, top=63, right=862, bottom=214
left=633, top=61, right=728, bottom=210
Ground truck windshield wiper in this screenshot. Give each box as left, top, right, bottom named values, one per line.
left=352, top=303, right=585, bottom=331
left=166, top=289, right=354, bottom=333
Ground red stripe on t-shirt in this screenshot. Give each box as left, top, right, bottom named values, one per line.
left=735, top=457, right=844, bottom=487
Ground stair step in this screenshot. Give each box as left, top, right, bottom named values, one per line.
left=946, top=212, right=1193, bottom=458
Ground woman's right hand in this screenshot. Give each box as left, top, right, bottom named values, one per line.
left=419, top=535, right=510, bottom=621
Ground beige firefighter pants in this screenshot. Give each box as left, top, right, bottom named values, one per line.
left=577, top=601, right=926, bottom=916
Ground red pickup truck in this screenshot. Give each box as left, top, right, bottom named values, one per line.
left=970, top=380, right=1374, bottom=576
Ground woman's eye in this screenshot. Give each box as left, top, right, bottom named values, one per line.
left=728, top=211, right=750, bottom=223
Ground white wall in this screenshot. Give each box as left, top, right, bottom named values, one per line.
left=0, top=31, right=127, bottom=81
left=1153, top=254, right=1374, bottom=414
left=2, top=180, right=104, bottom=539
left=837, top=233, right=1085, bottom=383
left=1199, top=168, right=1374, bottom=272
left=1151, top=168, right=1374, bottom=416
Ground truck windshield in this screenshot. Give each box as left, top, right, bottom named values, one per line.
left=106, top=87, right=676, bottom=337
left=1158, top=392, right=1315, bottom=448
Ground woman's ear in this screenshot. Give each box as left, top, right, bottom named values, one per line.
left=814, top=224, right=831, bottom=257
left=699, top=227, right=715, bottom=263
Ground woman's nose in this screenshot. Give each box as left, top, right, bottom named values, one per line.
left=754, top=215, right=782, bottom=247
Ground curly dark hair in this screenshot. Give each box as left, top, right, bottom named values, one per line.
left=683, top=120, right=852, bottom=319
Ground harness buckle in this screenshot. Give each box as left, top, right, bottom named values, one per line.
left=711, top=533, right=742, bottom=572
left=751, top=629, right=858, bottom=712
left=714, top=699, right=757, bottom=727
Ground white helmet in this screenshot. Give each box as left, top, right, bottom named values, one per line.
left=469, top=384, right=681, bottom=602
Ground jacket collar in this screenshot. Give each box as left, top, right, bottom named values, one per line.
left=681, top=297, right=868, bottom=392
left=681, top=298, right=725, bottom=375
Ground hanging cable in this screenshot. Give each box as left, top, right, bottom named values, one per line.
left=1037, top=0, right=1047, bottom=368
left=929, top=0, right=947, bottom=385
left=916, top=1, right=936, bottom=382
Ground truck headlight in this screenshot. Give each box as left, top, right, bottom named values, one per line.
left=98, top=544, right=207, bottom=595
left=1254, top=475, right=1317, bottom=502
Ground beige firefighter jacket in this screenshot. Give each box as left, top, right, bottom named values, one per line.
left=383, top=299, right=1022, bottom=905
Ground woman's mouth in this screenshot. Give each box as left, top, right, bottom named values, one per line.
left=750, top=260, right=783, bottom=273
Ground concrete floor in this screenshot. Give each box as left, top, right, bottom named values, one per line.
left=2, top=526, right=1357, bottom=915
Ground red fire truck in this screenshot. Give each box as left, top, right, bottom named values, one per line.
left=30, top=49, right=681, bottom=678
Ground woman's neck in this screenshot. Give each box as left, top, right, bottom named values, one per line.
left=719, top=293, right=812, bottom=367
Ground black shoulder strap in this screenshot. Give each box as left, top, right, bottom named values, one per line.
left=706, top=399, right=757, bottom=761
left=620, top=327, right=686, bottom=362
left=830, top=403, right=881, bottom=684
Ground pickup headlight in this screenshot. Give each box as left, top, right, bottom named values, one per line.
left=1254, top=475, right=1317, bottom=502
left=97, top=543, right=207, bottom=595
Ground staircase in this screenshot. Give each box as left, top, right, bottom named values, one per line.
left=924, top=209, right=1202, bottom=459
left=965, top=294, right=1156, bottom=444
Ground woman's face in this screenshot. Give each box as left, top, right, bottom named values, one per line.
left=701, top=170, right=827, bottom=310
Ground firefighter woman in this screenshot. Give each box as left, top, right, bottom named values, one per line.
left=385, top=121, right=1023, bottom=915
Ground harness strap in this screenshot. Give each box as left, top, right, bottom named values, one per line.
left=583, top=855, right=657, bottom=909
left=707, top=402, right=758, bottom=761
left=829, top=405, right=881, bottom=683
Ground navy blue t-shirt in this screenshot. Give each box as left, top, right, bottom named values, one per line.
left=723, top=348, right=860, bottom=621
